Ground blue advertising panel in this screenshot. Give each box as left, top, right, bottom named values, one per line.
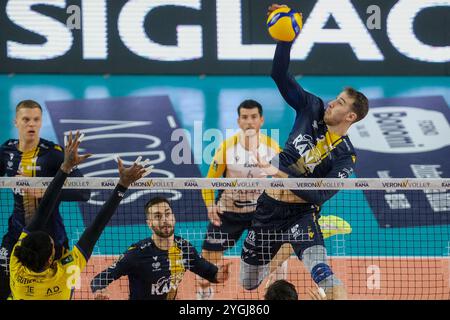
left=46, top=96, right=207, bottom=225
left=349, top=96, right=450, bottom=227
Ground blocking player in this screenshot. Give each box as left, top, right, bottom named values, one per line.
left=9, top=131, right=153, bottom=299
left=0, top=100, right=90, bottom=299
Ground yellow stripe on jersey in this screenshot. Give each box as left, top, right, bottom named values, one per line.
left=201, top=135, right=238, bottom=206
left=299, top=131, right=344, bottom=174
left=167, top=245, right=185, bottom=300
left=20, top=148, right=40, bottom=224
left=9, top=232, right=87, bottom=300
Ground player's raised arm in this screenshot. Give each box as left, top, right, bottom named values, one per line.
left=75, top=157, right=153, bottom=261
left=26, top=131, right=91, bottom=233
left=268, top=4, right=320, bottom=113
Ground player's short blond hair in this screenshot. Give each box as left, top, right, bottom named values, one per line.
left=15, top=100, right=42, bottom=114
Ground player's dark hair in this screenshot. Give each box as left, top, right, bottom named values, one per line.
left=237, top=99, right=263, bottom=116
left=264, top=280, right=298, bottom=300
left=15, top=100, right=42, bottom=114
left=344, top=87, right=369, bottom=123
left=145, top=197, right=171, bottom=217
left=14, top=231, right=53, bottom=273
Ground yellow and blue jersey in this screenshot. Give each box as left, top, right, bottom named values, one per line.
left=9, top=231, right=87, bottom=300
left=0, top=138, right=90, bottom=252
left=91, top=236, right=218, bottom=300
left=270, top=41, right=357, bottom=205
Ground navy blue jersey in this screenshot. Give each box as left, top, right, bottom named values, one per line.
left=0, top=138, right=90, bottom=251
left=270, top=42, right=356, bottom=205
left=91, top=236, right=219, bottom=300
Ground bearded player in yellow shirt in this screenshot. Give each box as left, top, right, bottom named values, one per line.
left=9, top=132, right=152, bottom=299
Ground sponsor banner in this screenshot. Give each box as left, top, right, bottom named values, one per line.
left=348, top=96, right=450, bottom=228
left=1, top=0, right=449, bottom=75
left=46, top=96, right=206, bottom=225
left=1, top=177, right=448, bottom=191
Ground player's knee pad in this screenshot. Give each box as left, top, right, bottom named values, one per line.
left=301, top=245, right=342, bottom=290
left=239, top=260, right=270, bottom=290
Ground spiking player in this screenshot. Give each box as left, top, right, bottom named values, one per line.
left=9, top=131, right=153, bottom=299
left=239, top=4, right=369, bottom=299
left=91, top=197, right=231, bottom=300
left=196, top=99, right=291, bottom=299
left=0, top=100, right=90, bottom=300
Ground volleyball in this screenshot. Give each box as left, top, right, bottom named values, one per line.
left=267, top=7, right=303, bottom=42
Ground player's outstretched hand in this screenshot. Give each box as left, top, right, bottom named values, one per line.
left=117, top=156, right=154, bottom=188
left=94, top=289, right=111, bottom=300
left=61, top=131, right=92, bottom=173
left=267, top=3, right=288, bottom=16
left=215, top=261, right=232, bottom=283
left=207, top=205, right=223, bottom=227
left=252, top=152, right=287, bottom=177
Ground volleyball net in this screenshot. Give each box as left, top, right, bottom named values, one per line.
left=0, top=177, right=449, bottom=300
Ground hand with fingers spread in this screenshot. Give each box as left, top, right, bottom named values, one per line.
left=252, top=151, right=287, bottom=177
left=117, top=156, right=153, bottom=188
left=61, top=131, right=92, bottom=173
left=215, top=261, right=232, bottom=283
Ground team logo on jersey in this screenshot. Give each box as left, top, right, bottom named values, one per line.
left=61, top=254, right=74, bottom=265
left=139, top=242, right=153, bottom=250
left=312, top=120, right=319, bottom=130
left=152, top=262, right=161, bottom=271
left=151, top=274, right=183, bottom=296
left=246, top=230, right=256, bottom=246
left=7, top=161, right=13, bottom=169
left=308, top=226, right=315, bottom=240
left=39, top=143, right=49, bottom=150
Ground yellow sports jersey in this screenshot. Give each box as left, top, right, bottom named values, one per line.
left=202, top=132, right=280, bottom=213
left=9, top=232, right=87, bottom=300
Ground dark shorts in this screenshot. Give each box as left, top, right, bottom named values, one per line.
left=241, top=192, right=324, bottom=266
left=202, top=211, right=255, bottom=252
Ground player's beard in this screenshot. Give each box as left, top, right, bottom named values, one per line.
left=324, top=110, right=338, bottom=126
left=153, top=225, right=174, bottom=238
